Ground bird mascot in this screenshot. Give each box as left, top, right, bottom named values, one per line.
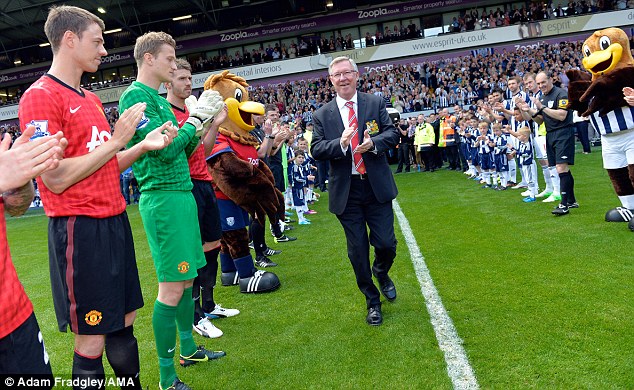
left=204, top=70, right=283, bottom=292
left=566, top=27, right=634, bottom=231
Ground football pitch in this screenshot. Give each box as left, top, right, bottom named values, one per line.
left=7, top=148, right=634, bottom=389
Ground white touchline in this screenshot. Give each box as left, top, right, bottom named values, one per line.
left=393, top=200, right=479, bottom=390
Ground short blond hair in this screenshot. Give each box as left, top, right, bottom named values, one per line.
left=134, top=31, right=176, bottom=67
left=518, top=126, right=531, bottom=137
left=44, top=5, right=105, bottom=53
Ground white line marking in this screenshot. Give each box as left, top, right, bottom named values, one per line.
left=8, top=213, right=46, bottom=219
left=393, top=199, right=479, bottom=390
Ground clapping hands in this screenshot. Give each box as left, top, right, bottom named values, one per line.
left=185, top=90, right=225, bottom=135
left=624, top=87, right=634, bottom=107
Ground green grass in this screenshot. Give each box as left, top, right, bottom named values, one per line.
left=6, top=147, right=634, bottom=389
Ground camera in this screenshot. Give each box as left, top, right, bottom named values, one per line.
left=386, top=107, right=400, bottom=125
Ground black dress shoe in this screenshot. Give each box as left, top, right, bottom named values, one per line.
left=377, top=276, right=397, bottom=302
left=366, top=305, right=383, bottom=326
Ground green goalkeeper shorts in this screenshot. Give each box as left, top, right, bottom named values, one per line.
left=139, top=190, right=205, bottom=282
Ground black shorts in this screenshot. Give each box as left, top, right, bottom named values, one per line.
left=270, top=164, right=285, bottom=193
left=191, top=179, right=222, bottom=243
left=546, top=126, right=575, bottom=166
left=48, top=212, right=144, bottom=335
left=0, top=312, right=53, bottom=380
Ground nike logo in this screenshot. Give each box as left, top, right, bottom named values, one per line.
left=178, top=119, right=185, bottom=127
left=168, top=347, right=175, bottom=353
left=70, top=106, right=81, bottom=114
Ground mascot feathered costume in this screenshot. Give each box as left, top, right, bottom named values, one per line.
left=204, top=70, right=283, bottom=292
left=566, top=27, right=634, bottom=231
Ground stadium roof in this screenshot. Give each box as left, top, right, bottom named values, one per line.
left=0, top=0, right=502, bottom=68
left=0, top=0, right=382, bottom=54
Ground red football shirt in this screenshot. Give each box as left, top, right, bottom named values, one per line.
left=210, top=133, right=259, bottom=200
left=172, top=104, right=211, bottom=182
left=19, top=74, right=126, bottom=218
left=0, top=198, right=34, bottom=339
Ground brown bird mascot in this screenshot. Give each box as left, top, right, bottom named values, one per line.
left=566, top=27, right=634, bottom=231
left=204, top=70, right=283, bottom=292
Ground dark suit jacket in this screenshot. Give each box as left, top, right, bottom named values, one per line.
left=310, top=92, right=399, bottom=215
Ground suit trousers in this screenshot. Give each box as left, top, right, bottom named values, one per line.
left=396, top=143, right=410, bottom=172
left=445, top=144, right=460, bottom=169
left=336, top=176, right=397, bottom=308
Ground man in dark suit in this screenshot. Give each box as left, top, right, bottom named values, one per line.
left=311, top=56, right=400, bottom=326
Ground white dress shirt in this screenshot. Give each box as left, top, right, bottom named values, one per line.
left=336, top=93, right=361, bottom=174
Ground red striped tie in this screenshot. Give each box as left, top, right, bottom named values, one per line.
left=345, top=101, right=366, bottom=174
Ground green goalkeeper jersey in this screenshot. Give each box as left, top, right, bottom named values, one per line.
left=119, top=81, right=199, bottom=192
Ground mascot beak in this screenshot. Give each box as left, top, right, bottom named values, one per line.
left=583, top=43, right=623, bottom=76
left=225, top=98, right=265, bottom=131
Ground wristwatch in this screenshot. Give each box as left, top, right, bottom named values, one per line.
left=532, top=107, right=543, bottom=118
left=265, top=134, right=275, bottom=139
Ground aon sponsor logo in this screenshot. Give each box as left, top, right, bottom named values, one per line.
left=86, top=126, right=112, bottom=152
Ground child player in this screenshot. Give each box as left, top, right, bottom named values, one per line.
left=297, top=137, right=319, bottom=209
left=517, top=126, right=538, bottom=202
left=476, top=121, right=495, bottom=188
left=291, top=151, right=311, bottom=225
left=493, top=123, right=510, bottom=190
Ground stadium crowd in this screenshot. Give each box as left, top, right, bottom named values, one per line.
left=2, top=0, right=633, bottom=102
left=250, top=36, right=634, bottom=119
left=5, top=31, right=633, bottom=157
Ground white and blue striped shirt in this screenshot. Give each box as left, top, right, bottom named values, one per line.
left=518, top=141, right=533, bottom=166
left=589, top=106, right=634, bottom=135
left=528, top=90, right=543, bottom=135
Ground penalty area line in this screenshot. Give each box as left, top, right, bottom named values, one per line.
left=393, top=199, right=479, bottom=390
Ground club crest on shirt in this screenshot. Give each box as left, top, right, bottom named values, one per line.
left=136, top=112, right=150, bottom=130
left=365, top=120, right=379, bottom=136
left=226, top=217, right=235, bottom=227
left=547, top=100, right=554, bottom=108
left=27, top=120, right=50, bottom=140
left=85, top=310, right=102, bottom=326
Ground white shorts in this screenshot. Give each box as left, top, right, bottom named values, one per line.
left=533, top=135, right=547, bottom=160
left=601, top=129, right=634, bottom=169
